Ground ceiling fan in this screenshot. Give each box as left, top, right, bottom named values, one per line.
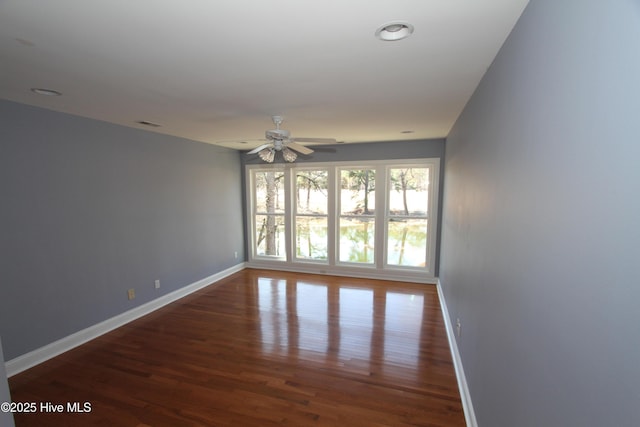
left=247, top=116, right=337, bottom=163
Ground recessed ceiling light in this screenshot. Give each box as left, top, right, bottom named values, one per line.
left=30, top=88, right=62, bottom=96
left=136, top=120, right=162, bottom=128
left=375, top=21, right=414, bottom=41
left=15, top=38, right=36, bottom=47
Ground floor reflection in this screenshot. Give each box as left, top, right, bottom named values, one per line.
left=338, top=288, right=373, bottom=360
left=296, top=282, right=329, bottom=352
left=252, top=273, right=435, bottom=380
left=384, top=292, right=424, bottom=366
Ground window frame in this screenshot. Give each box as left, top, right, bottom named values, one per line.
left=245, top=158, right=440, bottom=282
left=292, top=167, right=331, bottom=263
left=249, top=165, right=288, bottom=261
left=336, top=166, right=379, bottom=267
left=383, top=164, right=437, bottom=271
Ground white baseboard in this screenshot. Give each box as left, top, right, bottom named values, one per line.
left=6, top=263, right=246, bottom=377
left=436, top=279, right=478, bottom=427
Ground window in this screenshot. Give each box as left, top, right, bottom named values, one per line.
left=294, top=169, right=329, bottom=261
left=338, top=168, right=376, bottom=264
left=386, top=167, right=431, bottom=268
left=246, top=159, right=439, bottom=280
left=252, top=168, right=286, bottom=259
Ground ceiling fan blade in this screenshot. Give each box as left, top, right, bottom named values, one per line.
left=286, top=141, right=314, bottom=155
left=291, top=137, right=337, bottom=144
left=247, top=143, right=273, bottom=154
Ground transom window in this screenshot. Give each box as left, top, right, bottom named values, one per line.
left=247, top=159, right=439, bottom=280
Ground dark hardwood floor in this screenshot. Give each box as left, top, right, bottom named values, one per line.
left=9, top=269, right=466, bottom=426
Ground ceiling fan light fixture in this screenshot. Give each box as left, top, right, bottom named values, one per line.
left=258, top=147, right=275, bottom=163
left=375, top=21, right=414, bottom=41
left=249, top=116, right=330, bottom=162
left=282, top=147, right=297, bottom=162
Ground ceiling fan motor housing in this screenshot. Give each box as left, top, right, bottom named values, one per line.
left=266, top=129, right=290, bottom=140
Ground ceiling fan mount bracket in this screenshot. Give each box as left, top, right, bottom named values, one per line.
left=272, top=115, right=284, bottom=127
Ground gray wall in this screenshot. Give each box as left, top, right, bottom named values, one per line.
left=440, top=0, right=640, bottom=426
left=0, top=100, right=244, bottom=361
left=243, top=138, right=445, bottom=165
left=0, top=338, right=15, bottom=427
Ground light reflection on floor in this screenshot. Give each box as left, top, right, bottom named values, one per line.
left=253, top=275, right=431, bottom=380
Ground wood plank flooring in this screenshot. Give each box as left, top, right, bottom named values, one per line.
left=8, top=269, right=465, bottom=426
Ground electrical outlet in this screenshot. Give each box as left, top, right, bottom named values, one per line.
left=456, top=318, right=461, bottom=338
left=127, top=288, right=136, bottom=300
left=234, top=251, right=238, bottom=259
left=154, top=279, right=160, bottom=289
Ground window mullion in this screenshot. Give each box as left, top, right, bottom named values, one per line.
left=249, top=170, right=256, bottom=260
left=284, top=167, right=293, bottom=262
left=327, top=167, right=336, bottom=266
left=374, top=165, right=386, bottom=269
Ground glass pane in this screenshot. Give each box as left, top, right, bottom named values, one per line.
left=339, top=217, right=375, bottom=263
left=340, top=169, right=375, bottom=215
left=255, top=214, right=286, bottom=257
left=388, top=168, right=429, bottom=216
left=296, top=170, right=328, bottom=215
left=387, top=218, right=428, bottom=267
left=295, top=216, right=328, bottom=260
left=255, top=170, right=285, bottom=213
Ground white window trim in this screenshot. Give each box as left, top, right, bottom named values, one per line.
left=245, top=159, right=440, bottom=284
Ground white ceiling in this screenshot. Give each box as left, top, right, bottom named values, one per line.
left=0, top=0, right=529, bottom=150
